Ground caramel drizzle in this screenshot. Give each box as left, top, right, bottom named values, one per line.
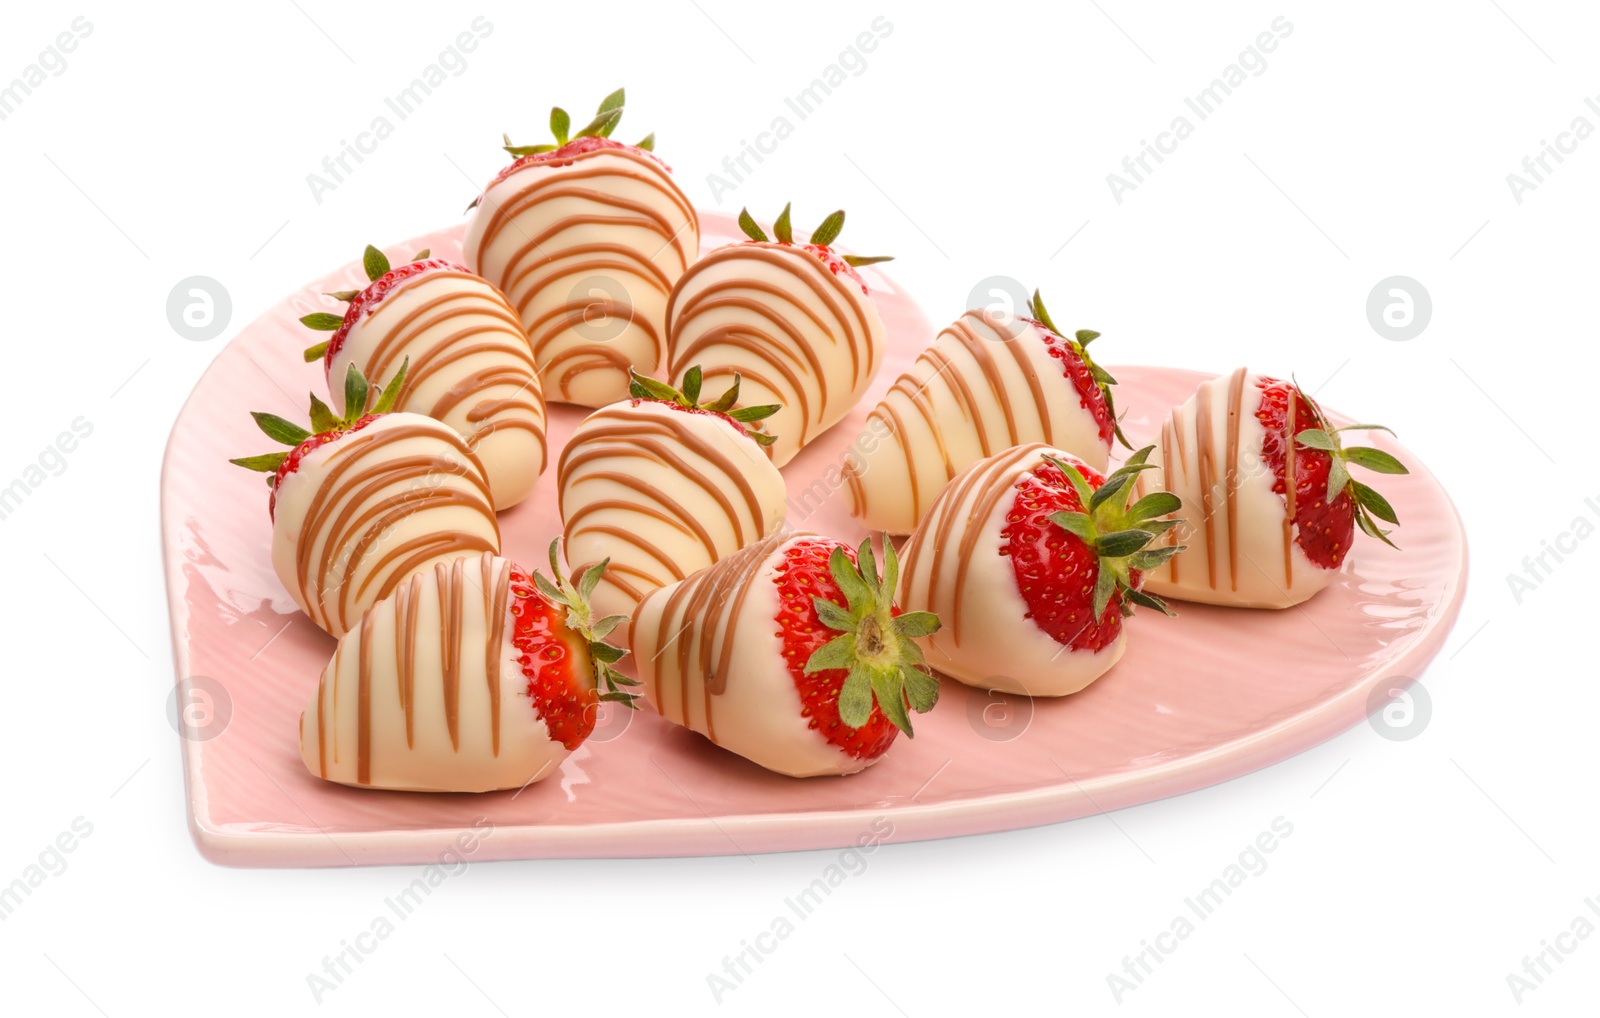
left=292, top=422, right=498, bottom=635
left=645, top=534, right=785, bottom=745
left=557, top=407, right=777, bottom=608
left=1170, top=367, right=1251, bottom=592
left=471, top=149, right=696, bottom=400
left=901, top=443, right=1045, bottom=648
left=328, top=552, right=511, bottom=785
left=665, top=244, right=877, bottom=447
left=850, top=312, right=1071, bottom=527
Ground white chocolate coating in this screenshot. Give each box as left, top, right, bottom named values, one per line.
left=898, top=443, right=1126, bottom=697
left=557, top=400, right=787, bottom=632
left=329, top=269, right=548, bottom=510
left=270, top=412, right=500, bottom=638
left=633, top=534, right=874, bottom=777
left=664, top=243, right=886, bottom=467
left=845, top=309, right=1112, bottom=535
left=299, top=553, right=571, bottom=792
left=1136, top=368, right=1331, bottom=609
left=463, top=147, right=699, bottom=408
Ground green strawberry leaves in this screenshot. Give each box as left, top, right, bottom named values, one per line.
left=1025, top=290, right=1130, bottom=449
left=1292, top=390, right=1409, bottom=549
left=229, top=360, right=410, bottom=483
left=733, top=205, right=893, bottom=267
left=804, top=536, right=943, bottom=736
left=363, top=245, right=390, bottom=282
left=1042, top=449, right=1185, bottom=621
left=627, top=367, right=781, bottom=447
left=503, top=88, right=656, bottom=157
left=537, top=538, right=639, bottom=708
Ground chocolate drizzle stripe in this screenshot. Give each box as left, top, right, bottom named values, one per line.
left=357, top=609, right=374, bottom=783
left=1223, top=367, right=1247, bottom=592
left=483, top=552, right=508, bottom=758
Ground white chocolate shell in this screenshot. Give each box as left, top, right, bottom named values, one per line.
left=633, top=534, right=876, bottom=778
left=270, top=412, right=500, bottom=638
left=299, top=553, right=571, bottom=792
left=664, top=243, right=886, bottom=467
left=328, top=268, right=548, bottom=510
left=557, top=400, right=786, bottom=630
left=1136, top=367, right=1333, bottom=609
left=897, top=443, right=1125, bottom=697
left=464, top=148, right=699, bottom=408
left=845, top=310, right=1111, bottom=535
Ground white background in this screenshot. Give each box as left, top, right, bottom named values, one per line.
left=0, top=1, right=1594, bottom=1014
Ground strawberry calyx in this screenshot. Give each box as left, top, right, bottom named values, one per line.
left=526, top=538, right=638, bottom=710
left=1288, top=381, right=1409, bottom=549
left=229, top=360, right=410, bottom=518
left=1024, top=289, right=1129, bottom=449
left=300, top=246, right=456, bottom=368
left=1042, top=446, right=1187, bottom=621
left=804, top=536, right=941, bottom=737
left=628, top=367, right=780, bottom=447
left=470, top=89, right=662, bottom=207
left=736, top=203, right=892, bottom=294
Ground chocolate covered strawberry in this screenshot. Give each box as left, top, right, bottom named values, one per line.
left=897, top=443, right=1182, bottom=697
left=1134, top=368, right=1408, bottom=609
left=299, top=244, right=548, bottom=510
left=464, top=88, right=698, bottom=408
left=633, top=531, right=941, bottom=777
left=846, top=289, right=1128, bottom=535
left=230, top=361, right=500, bottom=637
left=664, top=203, right=892, bottom=466
left=557, top=367, right=788, bottom=631
left=299, top=543, right=637, bottom=792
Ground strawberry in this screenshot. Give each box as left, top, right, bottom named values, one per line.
left=632, top=532, right=941, bottom=777
left=298, top=549, right=631, bottom=792
left=897, top=443, right=1183, bottom=697
left=231, top=358, right=502, bottom=638
left=734, top=203, right=892, bottom=295
left=298, top=246, right=453, bottom=371
left=230, top=359, right=410, bottom=519
left=511, top=539, right=639, bottom=751
left=297, top=243, right=549, bottom=511
left=844, top=290, right=1124, bottom=536
left=557, top=367, right=789, bottom=630
left=465, top=87, right=698, bottom=410
left=1136, top=368, right=1407, bottom=609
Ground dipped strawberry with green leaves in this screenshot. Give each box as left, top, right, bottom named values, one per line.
left=846, top=289, right=1129, bottom=536
left=298, top=243, right=548, bottom=511
left=231, top=360, right=501, bottom=638
left=633, top=531, right=941, bottom=777
left=897, top=443, right=1184, bottom=697
left=464, top=88, right=700, bottom=409
left=298, top=542, right=638, bottom=793
left=665, top=203, right=892, bottom=467
left=1134, top=367, right=1409, bottom=609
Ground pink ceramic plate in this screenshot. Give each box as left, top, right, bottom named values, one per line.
left=161, top=212, right=1468, bottom=867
